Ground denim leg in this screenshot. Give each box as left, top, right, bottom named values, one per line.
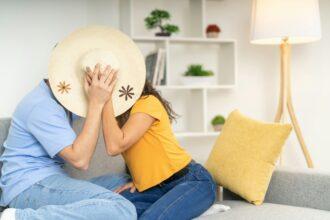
left=10, top=174, right=136, bottom=220
left=15, top=198, right=136, bottom=220
left=140, top=163, right=217, bottom=220
left=121, top=185, right=165, bottom=217
left=140, top=180, right=215, bottom=220
left=88, top=173, right=130, bottom=191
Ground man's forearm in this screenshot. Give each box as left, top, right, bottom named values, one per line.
left=71, top=101, right=104, bottom=167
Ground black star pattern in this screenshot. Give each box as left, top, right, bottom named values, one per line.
left=119, top=85, right=134, bottom=101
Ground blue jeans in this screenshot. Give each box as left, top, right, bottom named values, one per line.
left=9, top=173, right=137, bottom=220
left=121, top=162, right=217, bottom=220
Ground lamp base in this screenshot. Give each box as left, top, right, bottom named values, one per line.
left=275, top=39, right=314, bottom=168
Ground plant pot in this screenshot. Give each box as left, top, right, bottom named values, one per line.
left=155, top=32, right=171, bottom=37
left=181, top=76, right=216, bottom=86
left=206, top=32, right=219, bottom=38
left=213, top=124, right=223, bottom=132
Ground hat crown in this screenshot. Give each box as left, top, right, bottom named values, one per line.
left=80, top=49, right=120, bottom=72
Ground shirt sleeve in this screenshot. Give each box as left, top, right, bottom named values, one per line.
left=27, top=100, right=77, bottom=158
left=130, top=95, right=163, bottom=120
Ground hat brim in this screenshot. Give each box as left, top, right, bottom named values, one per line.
left=48, top=26, right=146, bottom=117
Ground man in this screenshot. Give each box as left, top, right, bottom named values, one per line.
left=0, top=64, right=136, bottom=220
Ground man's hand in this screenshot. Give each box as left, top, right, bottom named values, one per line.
left=84, top=63, right=117, bottom=106
left=114, top=182, right=136, bottom=194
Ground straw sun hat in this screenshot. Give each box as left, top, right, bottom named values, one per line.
left=48, top=26, right=146, bottom=117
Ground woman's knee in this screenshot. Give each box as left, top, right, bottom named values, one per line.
left=200, top=180, right=217, bottom=203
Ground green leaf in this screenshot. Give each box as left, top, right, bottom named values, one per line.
left=144, top=9, right=179, bottom=34
left=184, top=64, right=214, bottom=76
left=151, top=9, right=170, bottom=20
left=163, top=24, right=179, bottom=33
left=144, top=16, right=158, bottom=29
left=211, top=115, right=226, bottom=125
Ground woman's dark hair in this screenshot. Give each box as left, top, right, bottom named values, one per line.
left=116, top=80, right=178, bottom=127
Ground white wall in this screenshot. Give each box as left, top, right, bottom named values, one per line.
left=0, top=0, right=118, bottom=116
left=204, top=0, right=330, bottom=170
left=1, top=0, right=330, bottom=170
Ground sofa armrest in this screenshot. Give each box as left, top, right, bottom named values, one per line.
left=264, top=167, right=330, bottom=211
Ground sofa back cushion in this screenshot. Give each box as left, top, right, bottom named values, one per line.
left=0, top=118, right=11, bottom=166
left=0, top=118, right=11, bottom=204
left=64, top=118, right=126, bottom=179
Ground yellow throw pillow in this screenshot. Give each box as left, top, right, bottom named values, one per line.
left=205, top=110, right=292, bottom=205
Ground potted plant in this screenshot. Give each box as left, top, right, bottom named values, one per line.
left=206, top=24, right=221, bottom=38
left=211, top=115, right=226, bottom=131
left=145, top=9, right=180, bottom=37
left=181, top=64, right=215, bottom=86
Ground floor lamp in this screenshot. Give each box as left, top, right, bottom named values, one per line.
left=250, top=0, right=322, bottom=168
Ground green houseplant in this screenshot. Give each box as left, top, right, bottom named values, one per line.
left=182, top=64, right=215, bottom=86
left=145, top=9, right=179, bottom=37
left=211, top=115, right=226, bottom=131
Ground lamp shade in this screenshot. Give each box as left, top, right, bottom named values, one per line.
left=250, top=0, right=321, bottom=44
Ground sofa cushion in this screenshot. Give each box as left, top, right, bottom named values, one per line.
left=0, top=118, right=11, bottom=179
left=0, top=118, right=11, bottom=157
left=205, top=110, right=292, bottom=205
left=64, top=118, right=126, bottom=179
left=0, top=118, right=11, bottom=202
left=197, top=201, right=330, bottom=220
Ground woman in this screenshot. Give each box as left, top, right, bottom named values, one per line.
left=99, top=67, right=217, bottom=220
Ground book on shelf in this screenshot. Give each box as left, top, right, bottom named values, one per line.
left=145, top=49, right=166, bottom=86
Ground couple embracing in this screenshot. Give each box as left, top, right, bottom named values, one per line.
left=0, top=26, right=216, bottom=220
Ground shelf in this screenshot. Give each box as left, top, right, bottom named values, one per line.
left=162, top=90, right=204, bottom=133
left=132, top=36, right=236, bottom=87
left=156, top=85, right=235, bottom=90
left=133, top=36, right=167, bottom=42
left=170, top=37, right=236, bottom=44
left=175, top=132, right=220, bottom=138
left=117, top=0, right=236, bottom=163
left=133, top=36, right=236, bottom=44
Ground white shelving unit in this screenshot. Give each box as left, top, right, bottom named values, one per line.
left=119, top=0, right=236, bottom=141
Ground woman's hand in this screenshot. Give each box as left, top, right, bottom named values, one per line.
left=114, top=182, right=136, bottom=194
left=84, top=64, right=117, bottom=106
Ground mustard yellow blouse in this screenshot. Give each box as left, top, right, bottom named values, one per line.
left=122, top=95, right=191, bottom=192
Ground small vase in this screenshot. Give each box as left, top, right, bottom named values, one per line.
left=213, top=124, right=223, bottom=131
left=155, top=32, right=171, bottom=37
left=207, top=32, right=219, bottom=38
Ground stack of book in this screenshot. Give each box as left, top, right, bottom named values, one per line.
left=145, top=49, right=166, bottom=86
